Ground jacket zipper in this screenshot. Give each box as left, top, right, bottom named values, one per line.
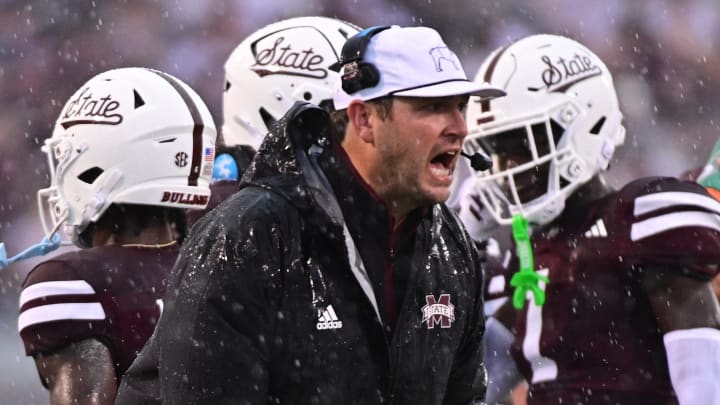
left=385, top=217, right=398, bottom=403
left=386, top=216, right=433, bottom=403
left=387, top=216, right=425, bottom=402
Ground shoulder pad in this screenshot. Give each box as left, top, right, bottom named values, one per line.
left=19, top=258, right=107, bottom=355
left=615, top=177, right=720, bottom=279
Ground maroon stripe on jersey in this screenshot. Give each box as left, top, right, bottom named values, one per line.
left=149, top=69, right=204, bottom=186
left=20, top=294, right=99, bottom=313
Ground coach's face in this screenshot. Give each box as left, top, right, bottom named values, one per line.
left=370, top=95, right=468, bottom=214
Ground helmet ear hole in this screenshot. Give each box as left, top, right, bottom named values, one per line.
left=589, top=116, right=606, bottom=135
left=133, top=90, right=145, bottom=109
left=77, top=167, right=104, bottom=184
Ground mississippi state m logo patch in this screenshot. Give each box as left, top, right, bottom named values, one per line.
left=421, top=293, right=455, bottom=329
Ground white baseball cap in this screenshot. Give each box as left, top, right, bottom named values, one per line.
left=332, top=25, right=506, bottom=110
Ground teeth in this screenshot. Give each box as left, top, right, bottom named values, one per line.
left=429, top=165, right=451, bottom=178
left=447, top=151, right=456, bottom=156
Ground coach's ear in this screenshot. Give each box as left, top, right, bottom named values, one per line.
left=346, top=100, right=375, bottom=145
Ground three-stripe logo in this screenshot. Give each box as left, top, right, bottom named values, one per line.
left=316, top=305, right=343, bottom=330
left=584, top=219, right=608, bottom=238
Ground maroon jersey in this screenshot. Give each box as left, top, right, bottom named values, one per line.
left=504, top=177, right=720, bottom=404
left=18, top=244, right=179, bottom=381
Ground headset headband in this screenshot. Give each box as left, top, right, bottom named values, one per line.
left=329, top=25, right=391, bottom=72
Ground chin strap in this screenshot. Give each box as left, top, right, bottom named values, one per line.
left=0, top=234, right=61, bottom=270
left=510, top=214, right=548, bottom=309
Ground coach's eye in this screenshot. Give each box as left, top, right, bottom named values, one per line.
left=423, top=101, right=444, bottom=113
left=458, top=101, right=468, bottom=114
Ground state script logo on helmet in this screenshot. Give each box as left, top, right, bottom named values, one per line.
left=463, top=34, right=626, bottom=226
left=222, top=16, right=361, bottom=149
left=37, top=67, right=217, bottom=246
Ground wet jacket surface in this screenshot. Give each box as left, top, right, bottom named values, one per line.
left=116, top=103, right=486, bottom=405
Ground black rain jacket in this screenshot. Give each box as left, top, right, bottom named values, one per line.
left=116, top=102, right=487, bottom=405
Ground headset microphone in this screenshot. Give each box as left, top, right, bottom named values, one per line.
left=461, top=151, right=493, bottom=171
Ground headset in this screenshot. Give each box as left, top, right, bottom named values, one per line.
left=335, top=25, right=392, bottom=94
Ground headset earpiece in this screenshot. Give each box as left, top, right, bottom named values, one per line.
left=338, top=25, right=391, bottom=94
left=341, top=61, right=381, bottom=94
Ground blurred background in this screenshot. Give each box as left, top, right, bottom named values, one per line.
left=1, top=0, right=719, bottom=401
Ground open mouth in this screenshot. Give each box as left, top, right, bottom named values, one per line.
left=429, top=150, right=457, bottom=182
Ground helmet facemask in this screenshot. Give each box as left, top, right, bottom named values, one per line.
left=37, top=137, right=89, bottom=245
left=466, top=99, right=576, bottom=225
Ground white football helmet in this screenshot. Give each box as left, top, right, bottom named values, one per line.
left=222, top=16, right=360, bottom=149
left=37, top=67, right=217, bottom=246
left=463, top=34, right=625, bottom=226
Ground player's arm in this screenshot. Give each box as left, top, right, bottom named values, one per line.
left=19, top=261, right=120, bottom=404
left=640, top=268, right=720, bottom=405
left=625, top=178, right=720, bottom=404
left=484, top=315, right=524, bottom=405
left=34, top=338, right=116, bottom=405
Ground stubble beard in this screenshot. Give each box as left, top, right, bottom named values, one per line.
left=376, top=151, right=438, bottom=214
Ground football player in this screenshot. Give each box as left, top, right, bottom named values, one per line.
left=185, top=16, right=361, bottom=228
left=460, top=34, right=720, bottom=404
left=17, top=67, right=216, bottom=404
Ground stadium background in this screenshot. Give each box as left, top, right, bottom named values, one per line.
left=0, top=0, right=718, bottom=401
